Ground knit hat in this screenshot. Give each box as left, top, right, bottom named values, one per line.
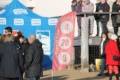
left=86, top=0, right=90, bottom=2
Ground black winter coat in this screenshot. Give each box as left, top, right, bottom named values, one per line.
left=95, top=2, right=101, bottom=20
left=24, top=39, right=43, bottom=77
left=111, top=2, right=120, bottom=26
left=98, top=2, right=110, bottom=22
left=0, top=42, right=23, bottom=78
left=100, top=39, right=109, bottom=58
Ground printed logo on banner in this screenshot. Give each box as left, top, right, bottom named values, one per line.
left=14, top=18, right=24, bottom=25
left=31, top=19, right=41, bottom=26
left=13, top=9, right=28, bottom=15
left=0, top=10, right=6, bottom=14
left=0, top=18, right=6, bottom=25
left=48, top=18, right=58, bottom=25
left=36, top=30, right=50, bottom=55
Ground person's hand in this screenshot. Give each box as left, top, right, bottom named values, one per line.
left=71, top=2, right=76, bottom=6
left=119, top=10, right=120, bottom=13
left=99, top=10, right=103, bottom=12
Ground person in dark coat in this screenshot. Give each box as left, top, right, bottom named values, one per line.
left=24, top=34, right=43, bottom=80
left=71, top=0, right=82, bottom=36
left=98, top=0, right=110, bottom=33
left=0, top=34, right=23, bottom=80
left=15, top=34, right=24, bottom=49
left=21, top=38, right=29, bottom=56
left=95, top=0, right=101, bottom=36
left=97, top=32, right=109, bottom=76
left=71, top=0, right=77, bottom=11
left=111, top=0, right=120, bottom=35
left=0, top=34, right=2, bottom=44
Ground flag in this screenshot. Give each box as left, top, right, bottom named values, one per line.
left=52, top=12, right=76, bottom=71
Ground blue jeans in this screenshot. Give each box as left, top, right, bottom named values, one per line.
left=99, top=58, right=106, bottom=74
left=27, top=77, right=40, bottom=80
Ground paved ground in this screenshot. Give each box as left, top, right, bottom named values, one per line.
left=40, top=69, right=117, bottom=80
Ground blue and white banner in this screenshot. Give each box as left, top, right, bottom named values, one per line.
left=0, top=0, right=59, bottom=69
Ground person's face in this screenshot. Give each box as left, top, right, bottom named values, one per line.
left=84, top=0, right=89, bottom=4
left=119, top=37, right=120, bottom=41
left=28, top=38, right=31, bottom=44
left=19, top=37, right=24, bottom=43
left=117, top=0, right=120, bottom=2
left=96, top=0, right=100, bottom=2
left=72, top=2, right=77, bottom=6
left=102, top=34, right=106, bottom=38
left=4, top=30, right=11, bottom=35
left=76, top=0, right=80, bottom=2
left=108, top=33, right=111, bottom=39
left=100, top=0, right=105, bottom=4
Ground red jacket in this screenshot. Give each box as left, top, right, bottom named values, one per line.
left=105, top=40, right=120, bottom=66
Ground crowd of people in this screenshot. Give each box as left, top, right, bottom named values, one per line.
left=72, top=0, right=120, bottom=80
left=97, top=32, right=120, bottom=80
left=71, top=0, right=120, bottom=37
left=0, top=0, right=120, bottom=80
left=0, top=26, right=43, bottom=80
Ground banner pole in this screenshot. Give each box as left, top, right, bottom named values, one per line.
left=52, top=71, right=54, bottom=80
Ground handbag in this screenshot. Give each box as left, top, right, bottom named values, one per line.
left=113, top=55, right=119, bottom=61
left=116, top=15, right=120, bottom=24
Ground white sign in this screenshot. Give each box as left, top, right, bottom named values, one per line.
left=31, top=19, right=41, bottom=26
left=14, top=18, right=24, bottom=25
left=48, top=18, right=58, bottom=25
left=36, top=30, right=50, bottom=55
left=0, top=18, right=6, bottom=25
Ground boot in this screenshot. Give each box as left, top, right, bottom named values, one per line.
left=109, top=74, right=112, bottom=80
left=115, top=74, right=119, bottom=80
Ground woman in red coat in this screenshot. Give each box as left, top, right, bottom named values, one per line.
left=105, top=34, right=120, bottom=80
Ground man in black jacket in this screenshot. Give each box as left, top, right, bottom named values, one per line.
left=111, top=1, right=120, bottom=35
left=24, top=34, right=43, bottom=80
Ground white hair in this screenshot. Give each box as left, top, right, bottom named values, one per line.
left=110, top=34, right=118, bottom=40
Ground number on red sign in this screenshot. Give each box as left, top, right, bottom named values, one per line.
left=61, top=39, right=69, bottom=46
